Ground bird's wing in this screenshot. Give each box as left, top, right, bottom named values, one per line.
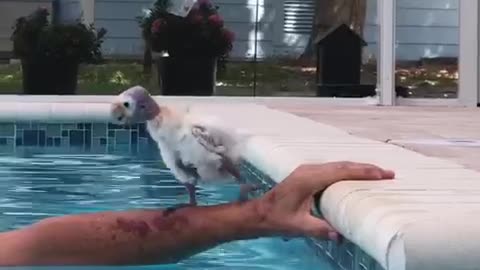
left=190, top=124, right=243, bottom=180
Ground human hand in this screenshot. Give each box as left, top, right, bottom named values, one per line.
left=256, top=162, right=395, bottom=241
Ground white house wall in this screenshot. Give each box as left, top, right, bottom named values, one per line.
left=58, top=0, right=459, bottom=61
left=364, top=0, right=459, bottom=61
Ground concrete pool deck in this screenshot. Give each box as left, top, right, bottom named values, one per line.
left=0, top=96, right=478, bottom=270
left=268, top=104, right=480, bottom=172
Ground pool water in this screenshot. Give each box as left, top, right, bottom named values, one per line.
left=0, top=150, right=335, bottom=270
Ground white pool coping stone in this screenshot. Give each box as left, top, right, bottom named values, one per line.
left=1, top=97, right=479, bottom=270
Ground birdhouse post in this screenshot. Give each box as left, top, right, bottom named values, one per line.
left=314, top=23, right=376, bottom=97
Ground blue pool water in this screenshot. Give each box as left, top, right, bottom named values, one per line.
left=0, top=149, right=335, bottom=270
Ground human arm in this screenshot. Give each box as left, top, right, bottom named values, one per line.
left=0, top=161, right=394, bottom=266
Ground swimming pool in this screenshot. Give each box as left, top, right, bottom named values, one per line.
left=0, top=121, right=337, bottom=270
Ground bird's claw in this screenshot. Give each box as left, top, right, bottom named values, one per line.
left=238, top=183, right=262, bottom=202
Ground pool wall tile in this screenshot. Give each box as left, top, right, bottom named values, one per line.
left=0, top=123, right=14, bottom=137
left=46, top=124, right=62, bottom=137
left=46, top=137, right=54, bottom=146
left=115, top=130, right=130, bottom=145
left=3, top=121, right=156, bottom=155
left=131, top=132, right=138, bottom=145
left=16, top=122, right=31, bottom=129
left=93, top=123, right=107, bottom=137
left=54, top=137, right=61, bottom=147
left=61, top=124, right=76, bottom=130
left=61, top=138, right=69, bottom=147
left=23, top=130, right=39, bottom=146
left=69, top=130, right=85, bottom=146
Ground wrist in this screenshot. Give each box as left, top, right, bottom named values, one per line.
left=208, top=198, right=277, bottom=241
left=245, top=196, right=281, bottom=238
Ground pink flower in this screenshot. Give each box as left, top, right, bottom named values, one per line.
left=208, top=14, right=224, bottom=28
left=188, top=9, right=204, bottom=24
left=191, top=14, right=204, bottom=24
left=222, top=29, right=235, bottom=43
left=151, top=18, right=166, bottom=34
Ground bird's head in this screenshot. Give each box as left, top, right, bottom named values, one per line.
left=110, top=86, right=160, bottom=125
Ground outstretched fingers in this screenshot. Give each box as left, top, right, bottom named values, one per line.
left=340, top=162, right=395, bottom=182
left=313, top=162, right=395, bottom=190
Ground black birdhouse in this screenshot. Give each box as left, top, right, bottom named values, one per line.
left=315, top=23, right=375, bottom=97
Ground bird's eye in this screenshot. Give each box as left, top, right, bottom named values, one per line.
left=117, top=116, right=124, bottom=121
left=123, top=102, right=129, bottom=108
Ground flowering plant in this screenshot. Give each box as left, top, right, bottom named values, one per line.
left=139, top=0, right=235, bottom=58
left=11, top=8, right=106, bottom=63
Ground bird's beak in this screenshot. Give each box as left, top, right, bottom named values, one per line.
left=111, top=102, right=128, bottom=124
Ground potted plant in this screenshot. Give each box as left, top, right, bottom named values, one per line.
left=11, top=8, right=106, bottom=95
left=139, top=0, right=235, bottom=96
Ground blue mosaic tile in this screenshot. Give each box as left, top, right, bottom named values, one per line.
left=69, top=130, right=84, bottom=146
left=107, top=145, right=115, bottom=153
left=112, top=144, right=130, bottom=153
left=23, top=130, right=39, bottom=146
left=131, top=131, right=138, bottom=145
left=5, top=138, right=14, bottom=146
left=16, top=122, right=31, bottom=129
left=115, top=130, right=130, bottom=145
left=108, top=123, right=123, bottom=130
left=139, top=124, right=148, bottom=138
left=339, top=245, right=354, bottom=269
left=46, top=124, right=62, bottom=137
left=39, top=130, right=46, bottom=146
left=93, top=123, right=107, bottom=137
left=46, top=137, right=54, bottom=146
left=139, top=137, right=149, bottom=146
left=62, top=138, right=69, bottom=147
left=61, top=124, right=76, bottom=130
left=54, top=138, right=61, bottom=147
left=2, top=121, right=156, bottom=154
left=0, top=123, right=14, bottom=137
left=85, top=130, right=91, bottom=149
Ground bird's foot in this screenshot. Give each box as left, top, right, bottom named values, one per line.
left=185, top=183, right=198, bottom=206
left=164, top=203, right=196, bottom=216
left=238, top=183, right=261, bottom=202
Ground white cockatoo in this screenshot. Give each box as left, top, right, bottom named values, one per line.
left=110, top=86, right=254, bottom=205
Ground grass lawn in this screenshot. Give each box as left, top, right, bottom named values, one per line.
left=0, top=60, right=318, bottom=96
left=0, top=59, right=458, bottom=98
